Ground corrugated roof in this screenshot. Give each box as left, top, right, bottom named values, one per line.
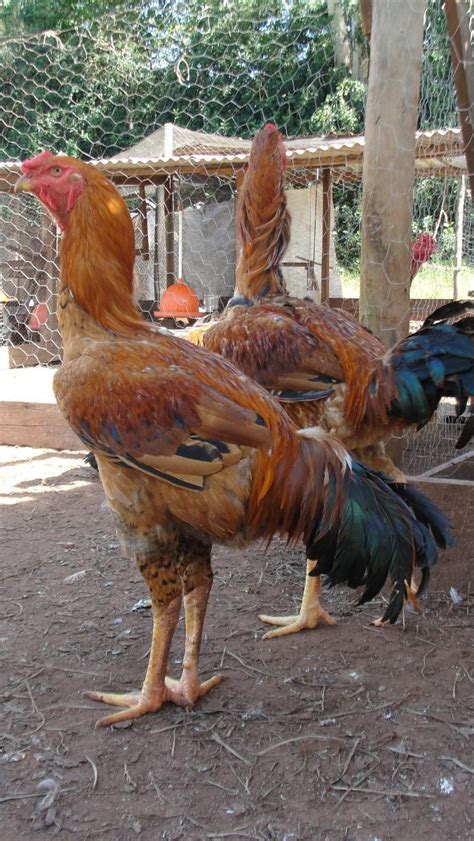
left=110, top=122, right=251, bottom=161
left=0, top=126, right=465, bottom=190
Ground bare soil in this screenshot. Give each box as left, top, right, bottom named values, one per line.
left=1, top=447, right=473, bottom=841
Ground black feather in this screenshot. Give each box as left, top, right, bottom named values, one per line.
left=84, top=451, right=98, bottom=471
left=387, top=304, right=474, bottom=428
left=422, top=299, right=473, bottom=327
left=455, top=402, right=474, bottom=449
left=306, top=463, right=453, bottom=624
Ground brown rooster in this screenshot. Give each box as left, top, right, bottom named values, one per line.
left=189, top=124, right=473, bottom=638
left=16, top=151, right=452, bottom=727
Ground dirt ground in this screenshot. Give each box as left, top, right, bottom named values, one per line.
left=1, top=446, right=473, bottom=841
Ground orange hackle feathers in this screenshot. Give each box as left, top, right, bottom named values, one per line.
left=235, top=124, right=290, bottom=298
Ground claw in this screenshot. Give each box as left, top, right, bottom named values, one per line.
left=260, top=606, right=336, bottom=639
left=164, top=673, right=223, bottom=709
left=84, top=688, right=166, bottom=727
left=84, top=672, right=223, bottom=726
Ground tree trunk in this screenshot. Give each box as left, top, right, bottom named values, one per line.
left=445, top=0, right=474, bottom=202
left=326, top=0, right=351, bottom=69
left=359, top=0, right=427, bottom=349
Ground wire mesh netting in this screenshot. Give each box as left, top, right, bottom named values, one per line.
left=0, top=0, right=472, bottom=476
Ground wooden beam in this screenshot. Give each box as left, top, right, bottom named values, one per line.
left=0, top=401, right=84, bottom=450
left=359, top=0, right=427, bottom=348
left=445, top=0, right=474, bottom=201
left=320, top=168, right=331, bottom=305
left=164, top=176, right=175, bottom=287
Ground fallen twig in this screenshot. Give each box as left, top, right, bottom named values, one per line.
left=148, top=771, right=165, bottom=803
left=0, top=598, right=23, bottom=619
left=201, top=779, right=239, bottom=795
left=441, top=756, right=474, bottom=774
left=85, top=755, right=98, bottom=791
left=387, top=746, right=424, bottom=759
left=254, top=732, right=346, bottom=756
left=0, top=787, right=77, bottom=804
left=331, top=737, right=361, bottom=785
left=123, top=762, right=137, bottom=790
left=24, top=679, right=45, bottom=735
left=332, top=783, right=434, bottom=799
left=321, top=693, right=411, bottom=721
left=210, top=732, right=252, bottom=766
left=223, top=648, right=278, bottom=678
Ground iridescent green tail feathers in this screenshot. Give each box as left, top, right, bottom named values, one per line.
left=387, top=300, right=474, bottom=445
left=306, top=462, right=453, bottom=624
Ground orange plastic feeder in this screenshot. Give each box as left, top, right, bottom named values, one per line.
left=154, top=278, right=201, bottom=319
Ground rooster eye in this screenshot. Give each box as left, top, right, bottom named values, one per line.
left=50, top=166, right=62, bottom=176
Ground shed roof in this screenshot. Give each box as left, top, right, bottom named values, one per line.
left=0, top=125, right=466, bottom=191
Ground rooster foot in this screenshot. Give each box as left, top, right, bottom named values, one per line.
left=164, top=669, right=223, bottom=709
left=259, top=606, right=336, bottom=640
left=84, top=687, right=167, bottom=728
left=85, top=670, right=223, bottom=726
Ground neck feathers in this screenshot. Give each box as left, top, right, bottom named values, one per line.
left=60, top=178, right=150, bottom=336
left=235, top=150, right=290, bottom=300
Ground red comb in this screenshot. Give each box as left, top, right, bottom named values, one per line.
left=264, top=123, right=278, bottom=133
left=21, top=150, right=54, bottom=174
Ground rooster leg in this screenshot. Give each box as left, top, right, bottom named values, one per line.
left=85, top=558, right=182, bottom=727
left=165, top=549, right=223, bottom=707
left=259, top=559, right=336, bottom=639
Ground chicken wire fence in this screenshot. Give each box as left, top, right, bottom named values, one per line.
left=0, top=0, right=472, bottom=477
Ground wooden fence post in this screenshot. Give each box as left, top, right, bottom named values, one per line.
left=359, top=0, right=427, bottom=349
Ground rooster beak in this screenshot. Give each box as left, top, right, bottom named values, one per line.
left=14, top=174, right=32, bottom=193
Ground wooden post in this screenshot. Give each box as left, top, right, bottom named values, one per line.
left=321, top=168, right=331, bottom=305
left=359, top=0, right=427, bottom=349
left=164, top=176, right=175, bottom=286
left=233, top=168, right=246, bottom=295
left=445, top=0, right=474, bottom=202
left=153, top=186, right=160, bottom=303
left=453, top=174, right=466, bottom=298
left=359, top=0, right=372, bottom=38
left=138, top=184, right=149, bottom=261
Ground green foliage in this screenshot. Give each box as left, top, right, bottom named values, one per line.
left=309, top=78, right=365, bottom=135
left=0, top=0, right=125, bottom=34
left=332, top=181, right=363, bottom=269
left=0, top=0, right=462, bottom=277
left=419, top=0, right=458, bottom=129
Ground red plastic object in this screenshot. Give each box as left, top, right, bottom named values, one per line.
left=154, top=278, right=201, bottom=318
left=28, top=302, right=49, bottom=329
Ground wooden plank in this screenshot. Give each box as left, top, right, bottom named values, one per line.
left=359, top=0, right=427, bottom=348
left=0, top=401, right=85, bottom=450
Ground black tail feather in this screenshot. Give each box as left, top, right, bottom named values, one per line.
left=84, top=451, right=98, bottom=471
left=388, top=304, right=474, bottom=438
left=422, top=299, right=473, bottom=327
left=307, top=464, right=453, bottom=624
